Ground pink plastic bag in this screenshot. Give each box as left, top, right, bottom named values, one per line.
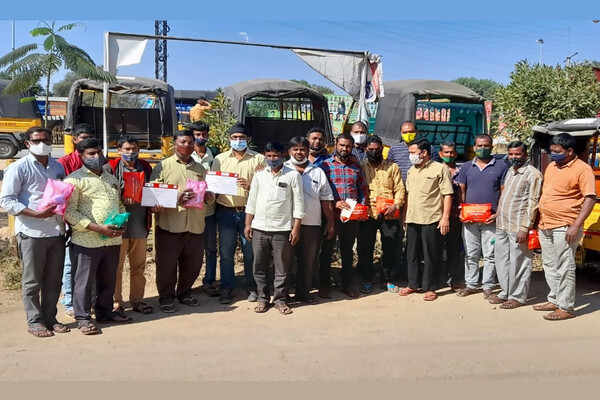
left=184, top=179, right=207, bottom=209
left=37, top=179, right=75, bottom=216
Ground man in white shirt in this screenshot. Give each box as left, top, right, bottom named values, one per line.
left=245, top=142, right=305, bottom=315
left=284, top=136, right=335, bottom=304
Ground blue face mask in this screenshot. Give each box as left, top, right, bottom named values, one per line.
left=230, top=139, right=247, bottom=152
left=121, top=152, right=138, bottom=163
left=551, top=153, right=567, bottom=164
left=266, top=158, right=283, bottom=169
left=195, top=138, right=207, bottom=146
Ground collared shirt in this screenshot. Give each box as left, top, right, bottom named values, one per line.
left=64, top=167, right=125, bottom=248
left=58, top=151, right=83, bottom=176
left=212, top=148, right=266, bottom=207
left=496, top=163, right=543, bottom=234
left=284, top=160, right=334, bottom=226
left=352, top=146, right=367, bottom=162
left=0, top=154, right=65, bottom=237
left=405, top=160, right=454, bottom=225
left=457, top=157, right=508, bottom=213
left=320, top=155, right=369, bottom=207
left=361, top=158, right=405, bottom=220
left=192, top=147, right=216, bottom=216
left=150, top=154, right=208, bottom=234
left=386, top=141, right=439, bottom=182
left=447, top=164, right=462, bottom=218
left=246, top=165, right=305, bottom=231
left=539, top=157, right=596, bottom=230
left=311, top=151, right=330, bottom=168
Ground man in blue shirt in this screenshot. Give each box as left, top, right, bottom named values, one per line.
left=456, top=134, right=508, bottom=299
left=0, top=126, right=68, bottom=338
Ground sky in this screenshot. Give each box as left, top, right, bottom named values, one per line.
left=1, top=3, right=599, bottom=95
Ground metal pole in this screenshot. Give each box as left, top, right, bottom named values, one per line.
left=11, top=21, right=15, bottom=79
left=536, top=39, right=544, bottom=65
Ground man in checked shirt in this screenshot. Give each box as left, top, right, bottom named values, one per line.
left=319, top=132, right=370, bottom=299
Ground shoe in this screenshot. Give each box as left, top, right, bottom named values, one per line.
left=483, top=289, right=494, bottom=300
left=247, top=290, right=258, bottom=302
left=317, top=288, right=331, bottom=299
left=341, top=286, right=359, bottom=298
left=219, top=288, right=232, bottom=304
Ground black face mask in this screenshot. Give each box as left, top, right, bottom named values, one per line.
left=366, top=150, right=383, bottom=163
left=507, top=157, right=527, bottom=167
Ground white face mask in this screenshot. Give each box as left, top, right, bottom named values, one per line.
left=29, top=142, right=52, bottom=156
left=352, top=133, right=367, bottom=145
left=290, top=156, right=308, bottom=165
left=409, top=153, right=424, bottom=165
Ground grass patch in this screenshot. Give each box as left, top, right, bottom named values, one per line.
left=0, top=238, right=21, bottom=290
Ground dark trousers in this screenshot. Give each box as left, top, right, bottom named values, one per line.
left=72, top=244, right=120, bottom=323
left=406, top=222, right=442, bottom=292
left=17, top=234, right=65, bottom=327
left=319, top=219, right=359, bottom=289
left=294, top=225, right=322, bottom=298
left=440, top=216, right=465, bottom=287
left=357, top=217, right=400, bottom=283
left=155, top=227, right=204, bottom=305
left=252, top=229, right=293, bottom=304
left=394, top=219, right=407, bottom=280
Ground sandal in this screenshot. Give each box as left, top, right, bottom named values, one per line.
left=488, top=294, right=506, bottom=305
left=28, top=324, right=54, bottom=338
left=203, top=285, right=220, bottom=297
left=133, top=302, right=154, bottom=314
left=97, top=312, right=133, bottom=324
left=386, top=283, right=399, bottom=293
left=543, top=309, right=575, bottom=321
left=254, top=302, right=269, bottom=313
left=423, top=291, right=438, bottom=301
left=398, top=287, right=417, bottom=296
left=159, top=303, right=177, bottom=313
left=533, top=302, right=558, bottom=312
left=78, top=321, right=99, bottom=335
left=456, top=287, right=479, bottom=297
left=500, top=299, right=523, bottom=309
left=179, top=297, right=200, bottom=307
left=274, top=302, right=293, bottom=315
left=49, top=323, right=71, bottom=333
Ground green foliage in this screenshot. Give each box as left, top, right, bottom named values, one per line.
left=0, top=239, right=21, bottom=290
left=290, top=79, right=334, bottom=95
left=451, top=77, right=501, bottom=100
left=202, top=89, right=238, bottom=152
left=0, top=21, right=116, bottom=126
left=52, top=71, right=82, bottom=97
left=493, top=60, right=600, bottom=141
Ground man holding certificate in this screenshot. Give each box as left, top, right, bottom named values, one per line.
left=212, top=123, right=266, bottom=305
left=150, top=130, right=214, bottom=313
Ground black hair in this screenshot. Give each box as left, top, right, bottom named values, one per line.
left=550, top=132, right=576, bottom=150
left=117, top=135, right=139, bottom=148
left=409, top=138, right=431, bottom=154
left=365, top=135, right=383, bottom=146
left=187, top=121, right=210, bottom=132
left=288, top=136, right=309, bottom=149
left=264, top=141, right=284, bottom=153
left=307, top=126, right=326, bottom=138
left=174, top=130, right=194, bottom=140
left=336, top=132, right=355, bottom=145
left=76, top=138, right=102, bottom=153
left=351, top=121, right=368, bottom=131
left=474, top=134, right=493, bottom=146
left=73, top=123, right=95, bottom=136
left=440, top=140, right=456, bottom=149
left=25, top=126, right=51, bottom=140
left=508, top=140, right=527, bottom=153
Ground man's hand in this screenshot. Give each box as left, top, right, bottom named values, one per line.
left=565, top=224, right=582, bottom=243
left=335, top=200, right=352, bottom=210
left=324, top=221, right=335, bottom=239
left=35, top=205, right=57, bottom=219
left=289, top=226, right=300, bottom=246
left=384, top=204, right=397, bottom=217
left=94, top=224, right=125, bottom=238
left=484, top=213, right=497, bottom=224
left=254, top=164, right=265, bottom=173
left=516, top=231, right=528, bottom=244
left=244, top=224, right=253, bottom=241
left=237, top=177, right=251, bottom=191
left=123, top=197, right=134, bottom=206
left=178, top=189, right=195, bottom=206
left=204, top=191, right=215, bottom=203
left=438, top=216, right=450, bottom=235
left=150, top=205, right=164, bottom=213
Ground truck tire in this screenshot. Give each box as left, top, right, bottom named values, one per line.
left=0, top=139, right=19, bottom=159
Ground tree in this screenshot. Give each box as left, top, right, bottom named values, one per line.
left=290, top=79, right=334, bottom=95
left=493, top=60, right=600, bottom=141
left=0, top=21, right=116, bottom=126
left=202, top=89, right=238, bottom=152
left=451, top=77, right=501, bottom=100
left=52, top=71, right=82, bottom=97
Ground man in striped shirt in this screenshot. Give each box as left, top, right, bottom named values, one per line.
left=491, top=141, right=542, bottom=309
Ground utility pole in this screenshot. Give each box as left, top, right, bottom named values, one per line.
left=11, top=21, right=15, bottom=79
left=536, top=39, right=544, bottom=65
left=565, top=52, right=578, bottom=67
left=154, top=20, right=169, bottom=82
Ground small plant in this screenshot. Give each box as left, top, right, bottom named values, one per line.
left=203, top=89, right=238, bottom=152
left=0, top=238, right=22, bottom=290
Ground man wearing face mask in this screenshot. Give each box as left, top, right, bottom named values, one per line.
left=103, top=135, right=153, bottom=315
left=457, top=134, right=508, bottom=300
left=212, top=123, right=266, bottom=304
left=357, top=135, right=405, bottom=294
left=1, top=126, right=68, bottom=338
left=491, top=141, right=542, bottom=309
left=350, top=121, right=369, bottom=162
left=536, top=133, right=595, bottom=320
left=189, top=121, right=221, bottom=297
left=244, top=142, right=305, bottom=315
left=64, top=138, right=131, bottom=335
left=306, top=127, right=330, bottom=167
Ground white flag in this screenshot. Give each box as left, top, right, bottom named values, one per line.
left=105, top=34, right=148, bottom=74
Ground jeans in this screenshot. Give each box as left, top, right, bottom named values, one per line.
left=463, top=221, right=497, bottom=290
left=60, top=245, right=73, bottom=311
left=202, top=213, right=218, bottom=286
left=217, top=208, right=255, bottom=291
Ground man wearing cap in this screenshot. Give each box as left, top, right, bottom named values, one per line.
left=212, top=123, right=266, bottom=304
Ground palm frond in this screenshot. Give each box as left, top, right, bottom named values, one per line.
left=55, top=39, right=95, bottom=65
left=0, top=44, right=38, bottom=68
left=69, top=58, right=117, bottom=84
left=0, top=69, right=43, bottom=95
left=5, top=53, right=46, bottom=76
left=43, top=35, right=56, bottom=52
left=58, top=22, right=85, bottom=32
left=30, top=27, right=53, bottom=37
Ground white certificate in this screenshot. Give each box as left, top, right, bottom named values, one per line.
left=141, top=183, right=179, bottom=208
left=205, top=171, right=239, bottom=196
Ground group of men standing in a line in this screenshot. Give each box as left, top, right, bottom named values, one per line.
left=0, top=118, right=594, bottom=337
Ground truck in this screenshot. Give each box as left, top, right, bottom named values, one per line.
left=0, top=79, right=43, bottom=159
